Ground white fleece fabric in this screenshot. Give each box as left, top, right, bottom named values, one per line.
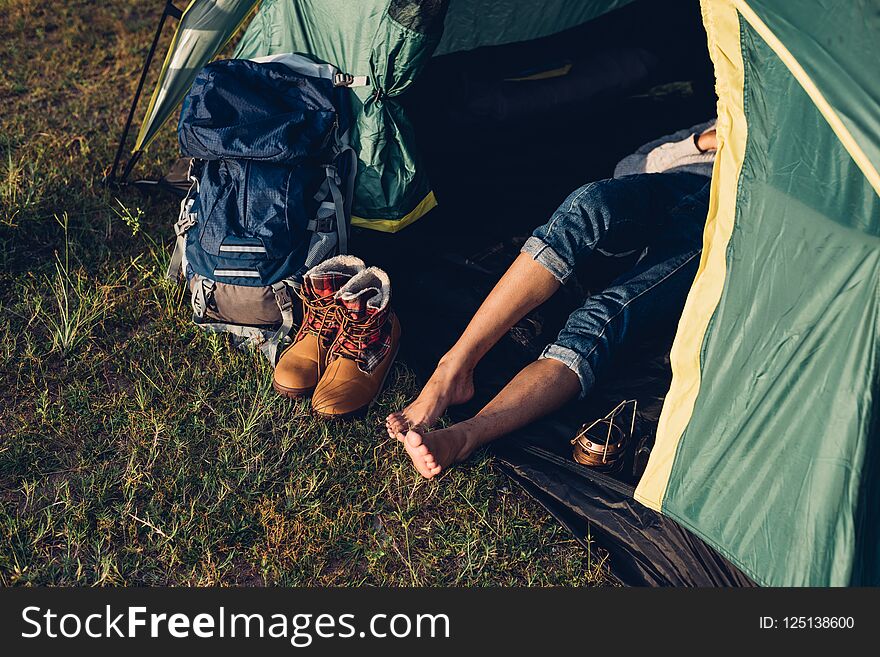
left=336, top=266, right=391, bottom=312
left=613, top=119, right=717, bottom=179
left=305, top=254, right=365, bottom=280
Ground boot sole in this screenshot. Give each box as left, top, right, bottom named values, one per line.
left=311, top=343, right=400, bottom=421
left=272, top=379, right=316, bottom=399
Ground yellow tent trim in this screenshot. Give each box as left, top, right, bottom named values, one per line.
left=732, top=0, right=880, bottom=198
left=351, top=190, right=438, bottom=233
left=634, top=0, right=748, bottom=511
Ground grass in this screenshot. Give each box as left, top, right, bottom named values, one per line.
left=0, top=0, right=611, bottom=586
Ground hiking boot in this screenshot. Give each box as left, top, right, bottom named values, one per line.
left=311, top=267, right=401, bottom=418
left=273, top=256, right=365, bottom=398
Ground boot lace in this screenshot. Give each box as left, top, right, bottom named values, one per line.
left=294, top=288, right=337, bottom=341
left=293, top=288, right=340, bottom=376
left=330, top=310, right=388, bottom=369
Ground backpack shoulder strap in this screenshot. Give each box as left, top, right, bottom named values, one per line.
left=166, top=161, right=199, bottom=280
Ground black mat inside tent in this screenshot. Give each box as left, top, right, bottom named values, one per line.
left=351, top=0, right=755, bottom=586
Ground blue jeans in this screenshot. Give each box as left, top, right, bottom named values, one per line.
left=521, top=172, right=711, bottom=397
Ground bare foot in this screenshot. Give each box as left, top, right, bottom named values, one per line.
left=386, top=356, right=474, bottom=440
left=403, top=424, right=474, bottom=479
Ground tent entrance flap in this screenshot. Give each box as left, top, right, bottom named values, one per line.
left=638, top=0, right=880, bottom=586
left=348, top=0, right=759, bottom=584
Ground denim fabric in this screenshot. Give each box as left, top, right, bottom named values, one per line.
left=521, top=172, right=711, bottom=397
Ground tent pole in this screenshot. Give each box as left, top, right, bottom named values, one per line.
left=105, top=1, right=183, bottom=188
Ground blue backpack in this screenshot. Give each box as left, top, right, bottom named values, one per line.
left=166, top=54, right=359, bottom=362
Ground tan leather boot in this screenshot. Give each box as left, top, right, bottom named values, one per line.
left=273, top=256, right=365, bottom=398
left=311, top=267, right=401, bottom=418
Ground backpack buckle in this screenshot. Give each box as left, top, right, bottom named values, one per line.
left=333, top=72, right=369, bottom=88
left=174, top=203, right=196, bottom=236
left=174, top=218, right=192, bottom=237
left=271, top=281, right=294, bottom=313
left=192, top=279, right=215, bottom=319
left=308, top=216, right=335, bottom=233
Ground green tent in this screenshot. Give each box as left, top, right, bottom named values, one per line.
left=118, top=0, right=879, bottom=585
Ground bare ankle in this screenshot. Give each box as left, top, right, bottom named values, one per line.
left=438, top=350, right=475, bottom=375
left=452, top=420, right=480, bottom=460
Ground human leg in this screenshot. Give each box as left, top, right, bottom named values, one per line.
left=541, top=183, right=710, bottom=399
left=402, top=181, right=711, bottom=478
left=387, top=173, right=708, bottom=438
left=386, top=253, right=559, bottom=437
left=403, top=358, right=580, bottom=478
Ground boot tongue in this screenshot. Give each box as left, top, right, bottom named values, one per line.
left=305, top=272, right=345, bottom=300
left=301, top=272, right=349, bottom=338
left=333, top=268, right=392, bottom=372
left=334, top=288, right=390, bottom=371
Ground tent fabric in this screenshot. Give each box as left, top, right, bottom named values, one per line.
left=738, top=0, right=880, bottom=194
left=232, top=0, right=447, bottom=232
left=133, top=0, right=631, bottom=231
left=637, top=0, right=880, bottom=586
left=494, top=446, right=756, bottom=586
left=134, top=0, right=259, bottom=153
left=434, top=0, right=634, bottom=56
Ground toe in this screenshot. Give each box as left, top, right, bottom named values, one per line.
left=405, top=430, right=424, bottom=449
left=429, top=465, right=442, bottom=477
left=386, top=416, right=409, bottom=441
left=392, top=421, right=409, bottom=441
left=413, top=460, right=433, bottom=479
left=405, top=448, right=433, bottom=478
left=395, top=411, right=411, bottom=426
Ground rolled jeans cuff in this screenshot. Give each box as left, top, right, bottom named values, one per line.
left=521, top=236, right=572, bottom=284
left=539, top=343, right=596, bottom=399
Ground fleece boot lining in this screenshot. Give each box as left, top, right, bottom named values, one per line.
left=336, top=266, right=391, bottom=312
left=304, top=255, right=365, bottom=281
